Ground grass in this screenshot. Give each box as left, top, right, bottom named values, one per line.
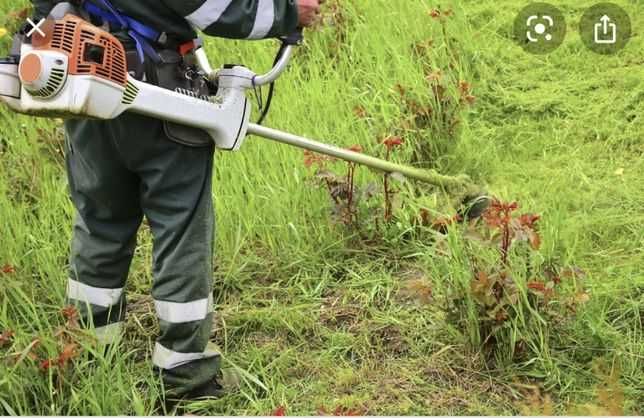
left=0, top=0, right=642, bottom=415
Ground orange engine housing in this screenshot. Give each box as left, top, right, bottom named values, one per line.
left=31, top=14, right=128, bottom=87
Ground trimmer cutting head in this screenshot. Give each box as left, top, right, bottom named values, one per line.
left=458, top=194, right=492, bottom=221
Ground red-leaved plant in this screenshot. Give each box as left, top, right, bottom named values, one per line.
left=444, top=199, right=589, bottom=363
left=482, top=199, right=541, bottom=265
left=0, top=330, right=14, bottom=348
left=1, top=264, right=16, bottom=274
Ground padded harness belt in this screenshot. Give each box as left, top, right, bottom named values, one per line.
left=82, top=0, right=162, bottom=63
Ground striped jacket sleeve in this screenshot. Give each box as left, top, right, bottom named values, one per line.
left=163, top=0, right=299, bottom=39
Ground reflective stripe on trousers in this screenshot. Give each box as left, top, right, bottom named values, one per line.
left=154, top=293, right=214, bottom=324
left=153, top=341, right=220, bottom=370
left=67, top=278, right=124, bottom=308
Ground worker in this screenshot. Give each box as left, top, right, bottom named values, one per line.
left=29, top=0, right=322, bottom=400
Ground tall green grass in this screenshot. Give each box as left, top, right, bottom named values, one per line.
left=1, top=0, right=642, bottom=414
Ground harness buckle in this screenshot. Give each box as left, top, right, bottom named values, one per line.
left=179, top=40, right=196, bottom=56
left=157, top=32, right=168, bottom=46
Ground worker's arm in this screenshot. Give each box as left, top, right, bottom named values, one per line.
left=163, top=0, right=320, bottom=39
left=30, top=0, right=55, bottom=19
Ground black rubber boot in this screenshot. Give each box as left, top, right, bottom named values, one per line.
left=182, top=379, right=225, bottom=400
left=179, top=366, right=242, bottom=400
left=162, top=379, right=224, bottom=413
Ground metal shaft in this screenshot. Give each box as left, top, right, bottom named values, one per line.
left=247, top=123, right=470, bottom=189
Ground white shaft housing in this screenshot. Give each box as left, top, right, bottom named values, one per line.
left=0, top=46, right=254, bottom=151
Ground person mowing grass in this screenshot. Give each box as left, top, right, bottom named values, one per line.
left=29, top=0, right=322, bottom=400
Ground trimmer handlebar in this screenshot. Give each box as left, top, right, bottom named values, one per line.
left=196, top=28, right=302, bottom=87
left=250, top=27, right=303, bottom=87
left=252, top=45, right=295, bottom=86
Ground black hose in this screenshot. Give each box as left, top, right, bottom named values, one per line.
left=256, top=43, right=288, bottom=125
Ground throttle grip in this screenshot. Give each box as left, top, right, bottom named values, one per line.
left=280, top=27, right=304, bottom=46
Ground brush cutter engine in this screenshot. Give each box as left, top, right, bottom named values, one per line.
left=0, top=9, right=293, bottom=151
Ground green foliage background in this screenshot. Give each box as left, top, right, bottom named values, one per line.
left=0, top=0, right=642, bottom=415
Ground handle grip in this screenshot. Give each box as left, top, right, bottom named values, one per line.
left=196, top=28, right=304, bottom=85
left=279, top=27, right=304, bottom=46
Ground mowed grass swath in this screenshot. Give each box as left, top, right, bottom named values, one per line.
left=0, top=0, right=642, bottom=415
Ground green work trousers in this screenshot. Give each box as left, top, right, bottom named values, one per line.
left=64, top=112, right=219, bottom=396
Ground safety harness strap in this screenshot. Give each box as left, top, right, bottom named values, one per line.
left=82, top=0, right=162, bottom=63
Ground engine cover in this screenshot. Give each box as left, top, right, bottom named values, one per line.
left=30, top=14, right=128, bottom=88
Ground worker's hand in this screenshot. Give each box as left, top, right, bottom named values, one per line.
left=297, top=0, right=323, bottom=27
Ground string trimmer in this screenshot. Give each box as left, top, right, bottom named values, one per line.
left=0, top=3, right=488, bottom=215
